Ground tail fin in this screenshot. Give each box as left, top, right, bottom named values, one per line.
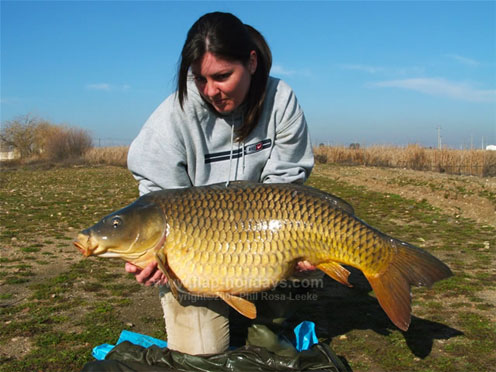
left=366, top=239, right=452, bottom=331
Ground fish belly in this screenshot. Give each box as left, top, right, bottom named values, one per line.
left=166, top=239, right=303, bottom=294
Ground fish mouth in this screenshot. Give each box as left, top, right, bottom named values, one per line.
left=73, top=233, right=98, bottom=257
left=73, top=241, right=95, bottom=257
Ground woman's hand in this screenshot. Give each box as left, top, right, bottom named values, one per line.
left=296, top=260, right=316, bottom=271
left=125, top=260, right=315, bottom=286
left=125, top=262, right=168, bottom=286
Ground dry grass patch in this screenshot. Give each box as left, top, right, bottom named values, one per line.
left=83, top=146, right=129, bottom=167
left=314, top=145, right=496, bottom=177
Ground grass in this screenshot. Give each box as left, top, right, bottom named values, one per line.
left=0, top=166, right=157, bottom=371
left=0, top=259, right=158, bottom=372
left=0, top=164, right=495, bottom=371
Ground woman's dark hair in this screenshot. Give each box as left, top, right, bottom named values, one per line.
left=177, top=12, right=272, bottom=141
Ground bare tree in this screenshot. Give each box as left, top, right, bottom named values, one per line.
left=0, top=114, right=40, bottom=158
left=1, top=114, right=93, bottom=161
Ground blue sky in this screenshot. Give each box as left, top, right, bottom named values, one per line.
left=1, top=1, right=495, bottom=148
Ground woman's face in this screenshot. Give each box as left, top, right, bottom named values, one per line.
left=191, top=51, right=257, bottom=114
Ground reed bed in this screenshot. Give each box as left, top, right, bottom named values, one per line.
left=83, top=146, right=129, bottom=167
left=314, top=144, right=496, bottom=177
left=80, top=145, right=496, bottom=177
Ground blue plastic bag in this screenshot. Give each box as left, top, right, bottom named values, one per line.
left=116, top=330, right=168, bottom=349
left=92, top=330, right=168, bottom=360
left=294, top=321, right=318, bottom=351
left=93, top=322, right=318, bottom=359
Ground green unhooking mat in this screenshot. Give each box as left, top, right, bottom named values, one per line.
left=81, top=341, right=348, bottom=372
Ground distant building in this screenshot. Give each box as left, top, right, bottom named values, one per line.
left=486, top=145, right=496, bottom=151
left=349, top=143, right=360, bottom=150
left=0, top=148, right=20, bottom=160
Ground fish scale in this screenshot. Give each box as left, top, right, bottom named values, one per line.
left=75, top=181, right=452, bottom=330
left=162, top=184, right=382, bottom=293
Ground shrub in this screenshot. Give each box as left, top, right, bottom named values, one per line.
left=1, top=114, right=93, bottom=162
left=43, top=127, right=93, bottom=161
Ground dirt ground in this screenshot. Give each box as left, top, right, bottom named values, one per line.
left=3, top=165, right=495, bottom=318
left=1, top=165, right=495, bottom=371
left=313, top=165, right=496, bottom=228
left=313, top=165, right=496, bottom=315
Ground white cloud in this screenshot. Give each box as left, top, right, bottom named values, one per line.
left=371, top=77, right=495, bottom=103
left=271, top=64, right=311, bottom=77
left=86, top=83, right=111, bottom=91
left=0, top=97, right=20, bottom=105
left=445, top=54, right=480, bottom=67
left=271, top=64, right=295, bottom=76
left=339, top=64, right=424, bottom=75
left=339, top=64, right=384, bottom=74
left=85, top=83, right=130, bottom=92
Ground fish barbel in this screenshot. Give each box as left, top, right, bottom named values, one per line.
left=74, top=181, right=452, bottom=331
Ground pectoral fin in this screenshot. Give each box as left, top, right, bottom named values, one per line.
left=317, top=262, right=352, bottom=287
left=155, top=251, right=181, bottom=300
left=216, top=292, right=257, bottom=319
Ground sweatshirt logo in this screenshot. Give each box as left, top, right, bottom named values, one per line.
left=205, top=139, right=272, bottom=164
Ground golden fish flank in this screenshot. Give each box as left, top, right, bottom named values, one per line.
left=74, top=181, right=452, bottom=331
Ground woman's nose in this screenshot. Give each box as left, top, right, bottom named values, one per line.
left=204, top=80, right=219, bottom=97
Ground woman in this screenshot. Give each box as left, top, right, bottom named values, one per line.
left=126, top=12, right=314, bottom=354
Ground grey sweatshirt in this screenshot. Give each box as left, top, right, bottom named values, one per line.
left=127, top=77, right=314, bottom=195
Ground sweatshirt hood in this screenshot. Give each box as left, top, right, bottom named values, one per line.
left=184, top=77, right=245, bottom=186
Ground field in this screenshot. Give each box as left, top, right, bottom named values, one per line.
left=0, top=164, right=495, bottom=371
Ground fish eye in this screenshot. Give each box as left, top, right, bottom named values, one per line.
left=111, top=217, right=123, bottom=229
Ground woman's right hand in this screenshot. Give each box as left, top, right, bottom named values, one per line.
left=125, top=262, right=168, bottom=286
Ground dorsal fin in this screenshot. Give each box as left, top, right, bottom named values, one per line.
left=202, top=181, right=355, bottom=215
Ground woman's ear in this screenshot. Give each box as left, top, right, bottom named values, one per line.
left=248, top=50, right=258, bottom=75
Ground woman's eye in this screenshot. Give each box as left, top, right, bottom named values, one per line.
left=216, top=73, right=231, bottom=81
left=111, top=217, right=122, bottom=228
left=194, top=76, right=206, bottom=84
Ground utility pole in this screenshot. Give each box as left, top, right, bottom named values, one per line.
left=437, top=126, right=442, bottom=149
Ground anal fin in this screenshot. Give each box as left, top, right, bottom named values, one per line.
left=216, top=292, right=257, bottom=319
left=317, top=262, right=352, bottom=287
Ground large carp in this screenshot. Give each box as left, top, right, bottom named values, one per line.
left=74, top=181, right=452, bottom=331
